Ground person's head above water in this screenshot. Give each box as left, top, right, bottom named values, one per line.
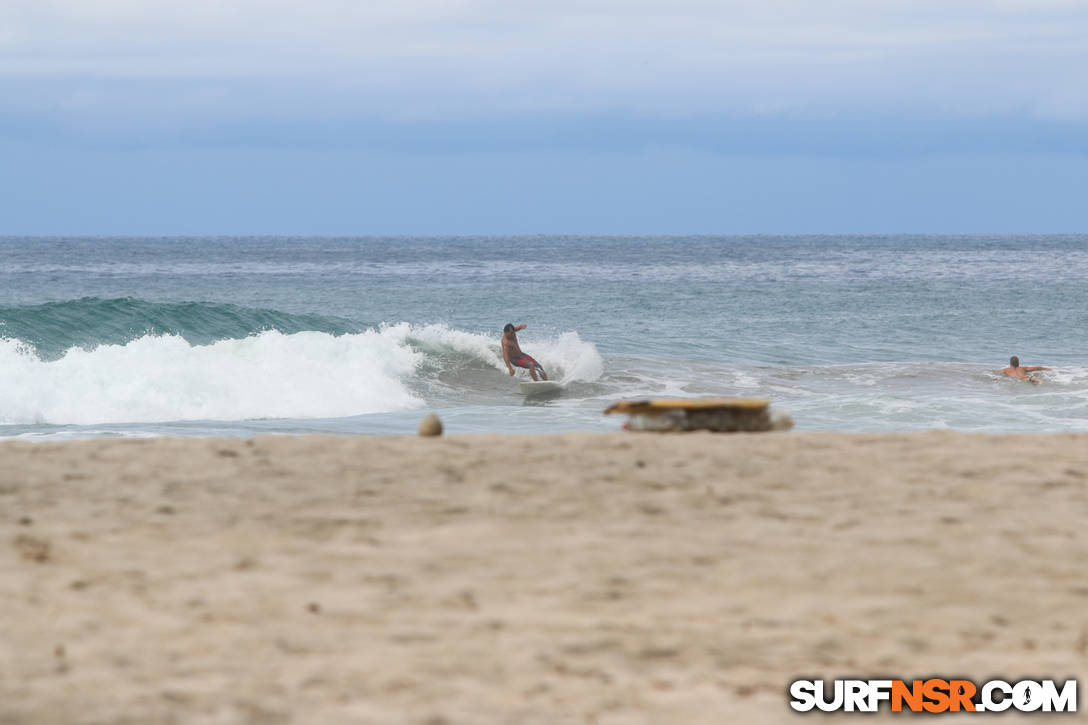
left=1010, top=355, right=1020, bottom=368
left=503, top=323, right=515, bottom=334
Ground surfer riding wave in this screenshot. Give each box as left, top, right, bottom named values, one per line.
left=502, top=323, right=548, bottom=381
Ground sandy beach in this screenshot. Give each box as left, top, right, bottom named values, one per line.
left=2, top=431, right=1086, bottom=724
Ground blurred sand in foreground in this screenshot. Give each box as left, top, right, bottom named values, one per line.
left=2, top=432, right=1087, bottom=724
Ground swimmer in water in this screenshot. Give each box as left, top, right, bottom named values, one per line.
left=1001, top=355, right=1050, bottom=385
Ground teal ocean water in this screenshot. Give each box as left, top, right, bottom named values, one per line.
left=2, top=236, right=1087, bottom=439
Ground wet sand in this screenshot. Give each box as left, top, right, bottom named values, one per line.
left=2, top=431, right=1087, bottom=723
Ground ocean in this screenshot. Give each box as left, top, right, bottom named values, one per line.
left=2, top=235, right=1087, bottom=439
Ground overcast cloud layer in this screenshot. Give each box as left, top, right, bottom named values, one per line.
left=4, top=0, right=1088, bottom=122
left=2, top=1, right=1086, bottom=233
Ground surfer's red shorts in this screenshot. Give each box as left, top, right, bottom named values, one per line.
left=510, top=353, right=539, bottom=369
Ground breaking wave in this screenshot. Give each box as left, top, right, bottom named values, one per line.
left=0, top=299, right=605, bottom=425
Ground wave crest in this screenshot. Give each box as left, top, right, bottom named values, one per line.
left=0, top=330, right=422, bottom=425
left=0, top=297, right=362, bottom=360
left=0, top=319, right=606, bottom=426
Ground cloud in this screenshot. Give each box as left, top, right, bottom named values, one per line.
left=1, top=0, right=1087, bottom=123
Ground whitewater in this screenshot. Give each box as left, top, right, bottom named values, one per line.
left=2, top=235, right=1088, bottom=438
left=0, top=321, right=604, bottom=429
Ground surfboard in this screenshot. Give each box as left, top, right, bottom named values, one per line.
left=603, top=397, right=770, bottom=415
left=519, top=380, right=563, bottom=396
left=602, top=397, right=786, bottom=432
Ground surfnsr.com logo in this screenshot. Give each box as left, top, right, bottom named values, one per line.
left=789, top=679, right=1077, bottom=713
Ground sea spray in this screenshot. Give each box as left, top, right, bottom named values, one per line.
left=0, top=330, right=422, bottom=425
left=391, top=322, right=508, bottom=371
left=531, top=331, right=604, bottom=383
left=387, top=322, right=605, bottom=383
left=0, top=323, right=608, bottom=426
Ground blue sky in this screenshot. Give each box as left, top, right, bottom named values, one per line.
left=2, top=0, right=1086, bottom=234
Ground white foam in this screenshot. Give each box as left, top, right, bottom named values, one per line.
left=385, top=323, right=605, bottom=384
left=1043, top=366, right=1088, bottom=386
left=529, top=331, right=604, bottom=384
left=0, top=330, right=423, bottom=425
left=731, top=371, right=761, bottom=389
left=386, top=322, right=507, bottom=371
left=0, top=323, right=610, bottom=427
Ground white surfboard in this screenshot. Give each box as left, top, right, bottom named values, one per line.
left=519, top=380, right=563, bottom=396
